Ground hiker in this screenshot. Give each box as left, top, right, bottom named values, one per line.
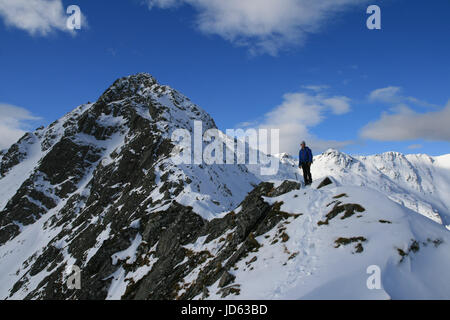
left=299, top=141, right=313, bottom=185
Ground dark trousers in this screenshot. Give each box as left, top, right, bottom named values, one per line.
left=301, top=163, right=312, bottom=185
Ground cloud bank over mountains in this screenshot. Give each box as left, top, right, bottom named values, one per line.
left=361, top=101, right=450, bottom=142
left=238, top=90, right=353, bottom=154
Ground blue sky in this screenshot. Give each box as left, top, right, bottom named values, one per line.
left=0, top=0, right=449, bottom=155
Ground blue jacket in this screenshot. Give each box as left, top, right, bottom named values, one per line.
left=299, top=147, right=313, bottom=166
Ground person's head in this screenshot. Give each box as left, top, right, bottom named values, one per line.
left=301, top=141, right=306, bottom=149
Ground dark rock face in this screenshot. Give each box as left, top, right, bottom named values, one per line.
left=5, top=175, right=300, bottom=300
left=317, top=177, right=333, bottom=189
left=268, top=180, right=301, bottom=197
left=0, top=133, right=35, bottom=177
left=123, top=181, right=300, bottom=300
left=219, top=272, right=236, bottom=288
left=318, top=202, right=366, bottom=226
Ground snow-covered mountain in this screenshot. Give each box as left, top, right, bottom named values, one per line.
left=0, top=73, right=449, bottom=300
left=274, top=150, right=450, bottom=227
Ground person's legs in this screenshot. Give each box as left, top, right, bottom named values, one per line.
left=307, top=163, right=312, bottom=184
left=302, top=164, right=309, bottom=185
left=302, top=163, right=312, bottom=185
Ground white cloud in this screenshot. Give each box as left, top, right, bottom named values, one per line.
left=322, top=96, right=351, bottom=115
left=145, top=0, right=368, bottom=55
left=0, top=103, right=41, bottom=150
left=369, top=86, right=403, bottom=104
left=360, top=101, right=450, bottom=142
left=369, top=86, right=438, bottom=108
left=240, top=91, right=353, bottom=155
left=0, top=0, right=84, bottom=36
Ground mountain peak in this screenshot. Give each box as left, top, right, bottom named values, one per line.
left=98, top=72, right=158, bottom=104
left=274, top=152, right=293, bottom=159
left=85, top=72, right=217, bottom=136
left=117, top=72, right=158, bottom=88
left=375, top=151, right=406, bottom=159
left=321, top=148, right=355, bottom=161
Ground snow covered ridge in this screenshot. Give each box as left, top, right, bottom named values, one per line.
left=204, top=180, right=450, bottom=300
left=313, top=149, right=450, bottom=228
left=252, top=149, right=450, bottom=229
left=0, top=73, right=449, bottom=300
